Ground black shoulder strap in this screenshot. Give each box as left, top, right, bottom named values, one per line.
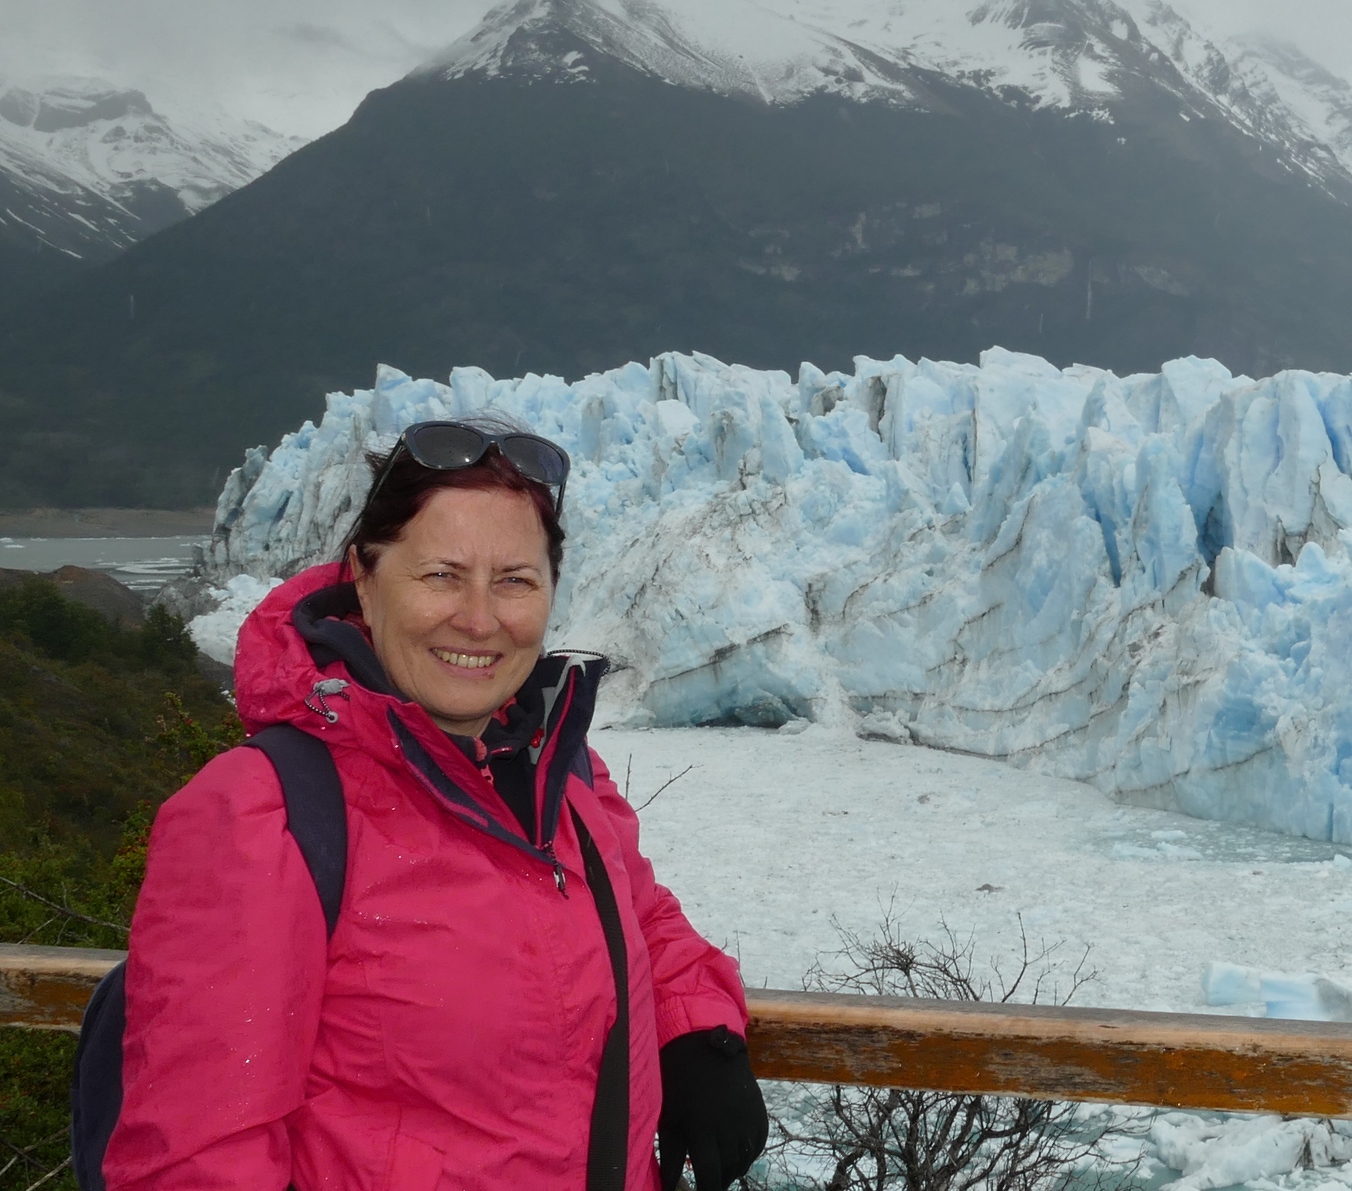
left=70, top=960, right=126, bottom=1191
left=245, top=724, right=348, bottom=938
left=570, top=804, right=629, bottom=1191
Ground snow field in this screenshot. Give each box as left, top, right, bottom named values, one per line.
left=616, top=726, right=1350, bottom=1014
left=616, top=725, right=1352, bottom=1189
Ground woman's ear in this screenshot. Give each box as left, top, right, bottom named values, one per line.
left=348, top=545, right=370, bottom=610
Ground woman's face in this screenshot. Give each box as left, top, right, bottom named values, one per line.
left=351, top=485, right=554, bottom=737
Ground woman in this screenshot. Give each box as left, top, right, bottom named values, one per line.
left=104, top=419, right=767, bottom=1190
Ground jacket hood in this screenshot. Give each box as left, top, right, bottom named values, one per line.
left=233, top=563, right=608, bottom=862
left=234, top=562, right=371, bottom=739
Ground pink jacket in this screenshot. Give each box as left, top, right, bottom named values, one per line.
left=104, top=564, right=747, bottom=1190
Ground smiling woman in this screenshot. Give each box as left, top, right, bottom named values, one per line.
left=99, top=416, right=768, bottom=1191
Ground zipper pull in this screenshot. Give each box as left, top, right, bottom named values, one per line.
left=543, top=841, right=568, bottom=897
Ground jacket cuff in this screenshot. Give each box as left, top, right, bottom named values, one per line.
left=654, top=993, right=749, bottom=1050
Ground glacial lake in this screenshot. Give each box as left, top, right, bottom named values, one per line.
left=0, top=536, right=208, bottom=594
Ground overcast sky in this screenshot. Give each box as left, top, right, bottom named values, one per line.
left=1, top=0, right=1350, bottom=140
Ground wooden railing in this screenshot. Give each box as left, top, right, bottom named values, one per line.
left=7, top=944, right=1352, bottom=1117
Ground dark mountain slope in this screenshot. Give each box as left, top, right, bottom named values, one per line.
left=3, top=46, right=1352, bottom=505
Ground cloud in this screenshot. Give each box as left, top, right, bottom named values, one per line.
left=1171, top=0, right=1352, bottom=80
left=0, top=0, right=495, bottom=137
left=277, top=23, right=361, bottom=51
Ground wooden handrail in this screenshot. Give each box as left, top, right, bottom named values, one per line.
left=0, top=944, right=124, bottom=1030
left=746, top=987, right=1352, bottom=1117
left=7, top=945, right=1352, bottom=1117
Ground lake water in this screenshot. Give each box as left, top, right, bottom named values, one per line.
left=0, top=536, right=208, bottom=594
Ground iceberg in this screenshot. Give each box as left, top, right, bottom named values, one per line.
left=1203, top=960, right=1352, bottom=1022
left=1151, top=1112, right=1352, bottom=1190
left=199, top=347, right=1352, bottom=843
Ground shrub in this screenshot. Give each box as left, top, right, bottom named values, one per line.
left=748, top=912, right=1144, bottom=1191
left=0, top=1029, right=79, bottom=1190
left=0, top=578, right=106, bottom=665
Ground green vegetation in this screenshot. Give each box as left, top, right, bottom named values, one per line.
left=0, top=577, right=241, bottom=1188
left=0, top=576, right=238, bottom=861
left=0, top=1030, right=79, bottom=1189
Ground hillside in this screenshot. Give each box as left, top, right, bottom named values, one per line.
left=0, top=574, right=236, bottom=853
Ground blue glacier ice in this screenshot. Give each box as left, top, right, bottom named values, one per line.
left=1204, top=959, right=1352, bottom=1022
left=199, top=347, right=1352, bottom=843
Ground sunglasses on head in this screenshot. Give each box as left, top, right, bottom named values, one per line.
left=365, top=421, right=571, bottom=515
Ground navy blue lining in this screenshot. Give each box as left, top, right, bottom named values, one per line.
left=571, top=804, right=630, bottom=1191
left=291, top=583, right=401, bottom=697
left=390, top=710, right=557, bottom=867
left=541, top=667, right=589, bottom=848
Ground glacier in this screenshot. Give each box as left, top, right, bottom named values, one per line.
left=200, top=346, right=1352, bottom=844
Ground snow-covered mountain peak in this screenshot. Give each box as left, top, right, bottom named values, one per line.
left=417, top=0, right=1182, bottom=109
left=0, top=79, right=154, bottom=135
left=415, top=0, right=1352, bottom=197
left=417, top=0, right=871, bottom=103
left=1227, top=35, right=1352, bottom=164
left=0, top=75, right=303, bottom=218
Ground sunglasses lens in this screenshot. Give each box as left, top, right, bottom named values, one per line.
left=406, top=424, right=486, bottom=468
left=501, top=435, right=570, bottom=485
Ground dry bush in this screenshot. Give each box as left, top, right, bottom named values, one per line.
left=745, top=910, right=1145, bottom=1191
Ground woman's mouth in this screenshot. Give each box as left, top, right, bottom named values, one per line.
left=430, top=647, right=498, bottom=670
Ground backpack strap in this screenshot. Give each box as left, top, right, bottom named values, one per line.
left=245, top=724, right=348, bottom=938
left=569, top=804, right=629, bottom=1191
left=70, top=961, right=126, bottom=1191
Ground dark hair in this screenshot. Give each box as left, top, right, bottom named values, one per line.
left=341, top=416, right=566, bottom=584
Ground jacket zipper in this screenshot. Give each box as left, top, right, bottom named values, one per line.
left=543, top=841, right=568, bottom=897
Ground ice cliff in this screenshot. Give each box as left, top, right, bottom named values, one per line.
left=203, top=347, right=1352, bottom=843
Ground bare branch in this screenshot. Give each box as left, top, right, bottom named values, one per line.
left=17, top=915, right=59, bottom=945
left=635, top=764, right=695, bottom=812
left=742, top=914, right=1139, bottom=1191
left=22, top=1155, right=73, bottom=1191
left=0, top=1125, right=71, bottom=1180
left=0, top=873, right=128, bottom=935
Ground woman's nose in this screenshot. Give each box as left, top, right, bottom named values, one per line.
left=449, top=583, right=498, bottom=638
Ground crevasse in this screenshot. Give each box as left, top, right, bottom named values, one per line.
left=203, top=346, right=1352, bottom=843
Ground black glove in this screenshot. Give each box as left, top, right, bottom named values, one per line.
left=658, top=1025, right=769, bottom=1191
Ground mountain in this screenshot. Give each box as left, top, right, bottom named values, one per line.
left=0, top=76, right=301, bottom=304
left=4, top=0, right=1352, bottom=506
left=428, top=0, right=1352, bottom=198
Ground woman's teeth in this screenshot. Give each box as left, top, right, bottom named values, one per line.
left=432, top=648, right=495, bottom=669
